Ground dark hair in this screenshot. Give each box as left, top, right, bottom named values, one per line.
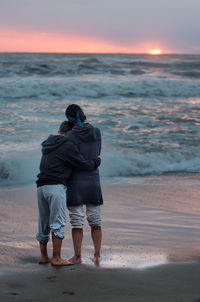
left=59, top=121, right=73, bottom=135
left=66, top=104, right=86, bottom=123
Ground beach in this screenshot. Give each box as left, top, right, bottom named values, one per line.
left=1, top=0, right=200, bottom=297
left=1, top=52, right=200, bottom=301
left=1, top=174, right=200, bottom=301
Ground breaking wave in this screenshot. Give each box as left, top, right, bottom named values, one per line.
left=1, top=77, right=200, bottom=101
left=1, top=147, right=200, bottom=186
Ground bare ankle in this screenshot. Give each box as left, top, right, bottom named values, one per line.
left=91, top=254, right=100, bottom=266
left=39, top=256, right=50, bottom=264
left=52, top=255, right=60, bottom=261
left=94, top=253, right=100, bottom=258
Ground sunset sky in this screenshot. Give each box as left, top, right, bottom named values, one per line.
left=0, top=0, right=200, bottom=54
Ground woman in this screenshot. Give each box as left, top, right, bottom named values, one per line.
left=65, top=104, right=103, bottom=265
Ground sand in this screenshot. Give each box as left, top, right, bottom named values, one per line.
left=1, top=174, right=200, bottom=301
left=1, top=263, right=200, bottom=302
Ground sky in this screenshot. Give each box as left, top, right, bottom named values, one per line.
left=0, top=0, right=200, bottom=53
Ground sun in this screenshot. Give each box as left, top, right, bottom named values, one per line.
left=150, top=49, right=162, bottom=55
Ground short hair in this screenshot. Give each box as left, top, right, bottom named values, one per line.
left=65, top=104, right=86, bottom=123
left=59, top=121, right=73, bottom=135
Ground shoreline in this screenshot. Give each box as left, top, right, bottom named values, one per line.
left=1, top=174, right=200, bottom=269
left=1, top=171, right=200, bottom=190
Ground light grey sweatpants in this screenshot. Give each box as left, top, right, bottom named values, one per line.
left=36, top=184, right=67, bottom=243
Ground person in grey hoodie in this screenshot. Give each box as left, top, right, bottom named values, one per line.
left=36, top=121, right=101, bottom=266
left=65, top=104, right=103, bottom=265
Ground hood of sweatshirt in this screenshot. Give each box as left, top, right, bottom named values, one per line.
left=71, top=123, right=97, bottom=142
left=41, top=135, right=67, bottom=154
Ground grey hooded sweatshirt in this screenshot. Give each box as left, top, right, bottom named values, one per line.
left=67, top=123, right=103, bottom=206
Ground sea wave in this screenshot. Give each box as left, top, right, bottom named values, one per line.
left=1, top=53, right=200, bottom=186
left=0, top=151, right=40, bottom=186
left=171, top=71, right=200, bottom=78
left=1, top=54, right=200, bottom=78
left=1, top=147, right=200, bottom=186
left=1, top=77, right=200, bottom=101
left=101, top=148, right=200, bottom=177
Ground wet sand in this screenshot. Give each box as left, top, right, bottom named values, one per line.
left=0, top=174, right=200, bottom=301
left=1, top=263, right=200, bottom=302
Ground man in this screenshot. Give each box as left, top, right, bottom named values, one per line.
left=36, top=121, right=101, bottom=266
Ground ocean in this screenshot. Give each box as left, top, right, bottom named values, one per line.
left=0, top=52, right=200, bottom=186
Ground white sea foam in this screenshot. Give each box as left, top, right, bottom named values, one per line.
left=0, top=151, right=40, bottom=186
left=100, top=147, right=200, bottom=177
left=1, top=147, right=200, bottom=186
left=1, top=76, right=200, bottom=101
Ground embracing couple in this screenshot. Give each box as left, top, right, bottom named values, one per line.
left=35, top=104, right=103, bottom=266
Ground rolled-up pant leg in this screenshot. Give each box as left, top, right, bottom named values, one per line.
left=36, top=185, right=67, bottom=243
left=68, top=206, right=85, bottom=228
left=86, top=205, right=101, bottom=227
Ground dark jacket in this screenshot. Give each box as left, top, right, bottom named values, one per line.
left=36, top=135, right=100, bottom=187
left=66, top=123, right=103, bottom=206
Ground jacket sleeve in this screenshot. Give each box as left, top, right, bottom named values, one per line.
left=98, top=129, right=101, bottom=154
left=64, top=142, right=101, bottom=170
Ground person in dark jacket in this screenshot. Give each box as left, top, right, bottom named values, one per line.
left=65, top=104, right=103, bottom=265
left=36, top=121, right=100, bottom=266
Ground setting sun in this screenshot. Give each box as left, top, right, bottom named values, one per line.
left=150, top=49, right=162, bottom=55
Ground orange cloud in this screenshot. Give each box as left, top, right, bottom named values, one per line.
left=0, top=28, right=171, bottom=53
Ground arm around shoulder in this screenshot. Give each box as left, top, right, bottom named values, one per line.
left=65, top=141, right=100, bottom=171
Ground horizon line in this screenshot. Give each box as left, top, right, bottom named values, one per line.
left=0, top=51, right=199, bottom=55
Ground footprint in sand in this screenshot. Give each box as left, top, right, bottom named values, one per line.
left=63, top=291, right=75, bottom=295
left=47, top=275, right=56, bottom=282
left=9, top=292, right=20, bottom=296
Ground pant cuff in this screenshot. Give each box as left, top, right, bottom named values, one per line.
left=36, top=234, right=49, bottom=243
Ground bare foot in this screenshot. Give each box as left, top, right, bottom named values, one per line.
left=68, top=255, right=82, bottom=264
left=91, top=255, right=100, bottom=266
left=39, top=257, right=51, bottom=264
left=51, top=257, right=73, bottom=266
